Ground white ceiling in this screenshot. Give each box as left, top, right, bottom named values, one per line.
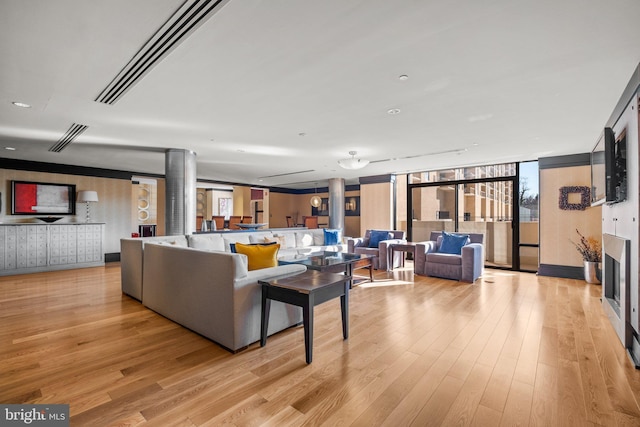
left=1, top=0, right=639, bottom=189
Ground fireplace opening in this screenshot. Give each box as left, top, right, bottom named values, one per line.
left=602, top=233, right=630, bottom=348
left=605, top=252, right=621, bottom=314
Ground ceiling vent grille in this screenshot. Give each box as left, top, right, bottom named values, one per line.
left=95, top=0, right=231, bottom=105
left=49, top=123, right=88, bottom=152
left=369, top=147, right=468, bottom=164
left=258, top=170, right=315, bottom=179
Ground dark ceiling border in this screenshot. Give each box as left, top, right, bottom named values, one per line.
left=538, top=153, right=590, bottom=170
left=359, top=174, right=396, bottom=184
left=0, top=157, right=141, bottom=180
left=269, top=184, right=360, bottom=195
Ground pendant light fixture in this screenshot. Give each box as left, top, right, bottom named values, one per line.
left=338, top=151, right=369, bottom=170
left=310, top=182, right=322, bottom=207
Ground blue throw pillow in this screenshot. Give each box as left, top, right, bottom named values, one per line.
left=323, top=229, right=341, bottom=245
left=368, top=230, right=391, bottom=248
left=438, top=231, right=469, bottom=255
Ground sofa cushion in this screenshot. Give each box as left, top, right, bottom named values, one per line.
left=369, top=230, right=392, bottom=248
left=295, top=231, right=314, bottom=247
left=323, top=229, right=341, bottom=245
left=235, top=242, right=280, bottom=270
left=438, top=231, right=469, bottom=255
left=312, top=230, right=324, bottom=246
left=355, top=247, right=380, bottom=257
left=147, top=236, right=188, bottom=247
left=273, top=232, right=296, bottom=249
left=426, top=252, right=463, bottom=265
left=188, top=234, right=225, bottom=251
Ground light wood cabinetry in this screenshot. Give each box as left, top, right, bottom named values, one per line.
left=0, top=223, right=104, bottom=276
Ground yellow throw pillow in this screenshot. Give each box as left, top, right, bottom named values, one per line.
left=235, top=242, right=280, bottom=271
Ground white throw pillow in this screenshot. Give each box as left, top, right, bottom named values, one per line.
left=273, top=233, right=296, bottom=249
left=295, top=231, right=314, bottom=247
left=249, top=233, right=273, bottom=244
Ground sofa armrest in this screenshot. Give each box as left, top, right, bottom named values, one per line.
left=347, top=237, right=365, bottom=252
left=414, top=241, right=438, bottom=275
left=120, top=238, right=144, bottom=300
left=461, top=243, right=483, bottom=282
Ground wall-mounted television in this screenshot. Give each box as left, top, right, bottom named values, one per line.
left=11, top=181, right=76, bottom=215
left=611, top=129, right=628, bottom=204
left=591, top=127, right=627, bottom=206
left=590, top=129, right=610, bottom=206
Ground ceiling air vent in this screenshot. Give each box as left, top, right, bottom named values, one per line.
left=49, top=123, right=88, bottom=152
left=258, top=170, right=315, bottom=179
left=96, top=0, right=231, bottom=105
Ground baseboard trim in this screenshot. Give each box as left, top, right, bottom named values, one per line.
left=105, top=253, right=120, bottom=263
left=538, top=264, right=583, bottom=279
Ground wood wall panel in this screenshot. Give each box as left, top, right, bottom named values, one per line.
left=360, top=182, right=394, bottom=235
left=539, top=165, right=601, bottom=266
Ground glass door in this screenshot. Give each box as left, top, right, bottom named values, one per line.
left=410, top=184, right=456, bottom=242
left=463, top=180, right=513, bottom=269
left=518, top=161, right=539, bottom=272
left=409, top=178, right=515, bottom=269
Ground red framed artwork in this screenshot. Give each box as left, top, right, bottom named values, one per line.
left=11, top=181, right=76, bottom=215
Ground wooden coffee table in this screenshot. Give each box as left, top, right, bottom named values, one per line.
left=260, top=270, right=350, bottom=364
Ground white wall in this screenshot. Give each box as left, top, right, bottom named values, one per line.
left=602, top=93, right=639, bottom=334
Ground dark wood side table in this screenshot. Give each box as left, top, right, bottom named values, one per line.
left=389, top=242, right=416, bottom=268
left=260, top=270, right=350, bottom=364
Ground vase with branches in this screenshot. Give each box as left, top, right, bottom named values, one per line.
left=571, top=229, right=601, bottom=284
left=571, top=229, right=602, bottom=262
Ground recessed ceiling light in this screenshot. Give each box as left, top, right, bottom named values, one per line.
left=387, top=108, right=401, bottom=115
left=399, top=75, right=409, bottom=81
left=5, top=147, right=16, bottom=151
left=12, top=101, right=31, bottom=108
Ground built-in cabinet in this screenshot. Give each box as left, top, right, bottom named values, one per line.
left=0, top=223, right=104, bottom=276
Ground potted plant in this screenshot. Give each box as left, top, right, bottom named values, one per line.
left=571, top=229, right=602, bottom=284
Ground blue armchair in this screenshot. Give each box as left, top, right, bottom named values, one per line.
left=347, top=229, right=406, bottom=270
left=414, top=231, right=484, bottom=282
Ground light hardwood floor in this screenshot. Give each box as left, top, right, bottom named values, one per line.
left=2, top=263, right=640, bottom=426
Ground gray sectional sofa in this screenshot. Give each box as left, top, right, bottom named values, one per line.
left=120, top=228, right=346, bottom=300
left=141, top=242, right=306, bottom=351
left=120, top=227, right=347, bottom=352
